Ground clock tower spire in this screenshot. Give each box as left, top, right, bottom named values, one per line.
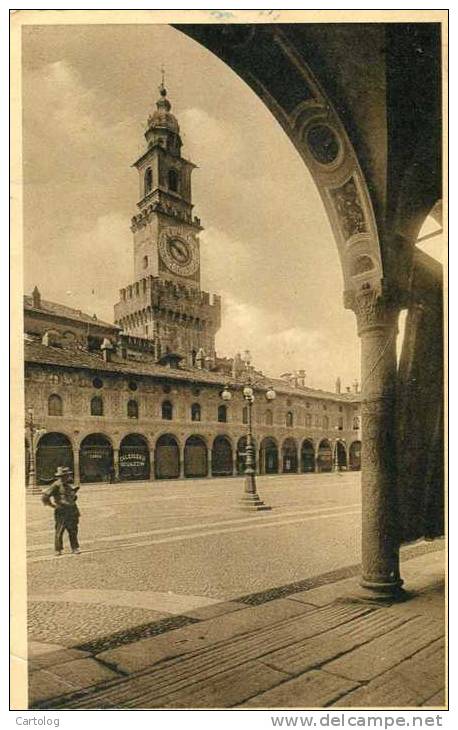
left=114, top=81, right=221, bottom=367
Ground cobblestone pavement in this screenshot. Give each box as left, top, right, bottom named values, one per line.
left=27, top=473, right=363, bottom=646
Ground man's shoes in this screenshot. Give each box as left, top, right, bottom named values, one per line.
left=55, top=551, right=62, bottom=556
left=72, top=548, right=81, bottom=554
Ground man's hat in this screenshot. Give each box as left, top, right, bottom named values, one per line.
left=55, top=466, right=72, bottom=477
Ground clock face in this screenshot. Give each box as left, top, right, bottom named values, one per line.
left=159, top=229, right=199, bottom=277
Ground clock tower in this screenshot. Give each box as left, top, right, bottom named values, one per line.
left=114, top=82, right=221, bottom=366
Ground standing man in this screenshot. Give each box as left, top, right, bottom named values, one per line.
left=41, top=466, right=81, bottom=556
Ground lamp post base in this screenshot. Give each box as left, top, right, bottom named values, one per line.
left=240, top=493, right=272, bottom=511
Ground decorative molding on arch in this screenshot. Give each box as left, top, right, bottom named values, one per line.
left=175, top=24, right=384, bottom=300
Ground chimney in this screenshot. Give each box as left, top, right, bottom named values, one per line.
left=32, top=286, right=41, bottom=309
left=335, top=377, right=341, bottom=394
left=296, top=370, right=306, bottom=388
left=353, top=379, right=359, bottom=393
left=101, top=338, right=114, bottom=362
left=346, top=386, right=351, bottom=393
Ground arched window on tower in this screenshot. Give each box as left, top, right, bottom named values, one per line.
left=168, top=169, right=179, bottom=192
left=90, top=396, right=103, bottom=416
left=144, top=167, right=152, bottom=195
left=143, top=256, right=148, bottom=269
left=286, top=411, right=294, bottom=428
left=48, top=394, right=63, bottom=416
left=127, top=400, right=139, bottom=419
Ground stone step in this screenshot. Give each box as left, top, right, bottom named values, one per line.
left=331, top=638, right=445, bottom=707
left=51, top=603, right=372, bottom=708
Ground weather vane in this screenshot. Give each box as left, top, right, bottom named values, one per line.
left=160, top=64, right=166, bottom=90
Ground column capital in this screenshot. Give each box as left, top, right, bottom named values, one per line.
left=344, top=286, right=400, bottom=335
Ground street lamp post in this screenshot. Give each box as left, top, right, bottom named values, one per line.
left=221, top=382, right=276, bottom=512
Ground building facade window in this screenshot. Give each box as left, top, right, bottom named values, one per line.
left=242, top=406, right=248, bottom=425
left=144, top=167, right=152, bottom=194
left=168, top=169, right=179, bottom=192
left=265, top=409, right=273, bottom=426
left=338, top=416, right=344, bottom=430
left=353, top=416, right=360, bottom=430
left=218, top=404, right=227, bottom=423
left=191, top=403, right=201, bottom=422
left=306, top=413, right=312, bottom=427
left=48, top=394, right=63, bottom=416
left=90, top=396, right=103, bottom=416
left=143, top=256, right=148, bottom=269
left=127, top=399, right=139, bottom=419
left=162, top=400, right=173, bottom=420
left=314, top=414, right=320, bottom=427
left=286, top=411, right=294, bottom=427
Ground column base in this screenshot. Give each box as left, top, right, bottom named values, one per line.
left=355, top=576, right=407, bottom=603
left=240, top=494, right=272, bottom=512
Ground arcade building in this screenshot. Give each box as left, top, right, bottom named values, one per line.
left=24, top=83, right=361, bottom=486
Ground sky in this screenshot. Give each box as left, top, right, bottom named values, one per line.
left=21, top=22, right=440, bottom=392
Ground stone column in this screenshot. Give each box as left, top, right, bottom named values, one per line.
left=349, top=288, right=403, bottom=597
left=113, top=448, right=120, bottom=482
left=232, top=453, right=238, bottom=476
left=179, top=445, right=185, bottom=479
left=207, top=448, right=212, bottom=478
left=149, top=449, right=155, bottom=481
left=73, top=446, right=80, bottom=486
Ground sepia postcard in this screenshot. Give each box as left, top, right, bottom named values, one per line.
left=10, top=8, right=448, bottom=716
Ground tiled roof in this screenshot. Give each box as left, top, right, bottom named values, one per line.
left=24, top=296, right=120, bottom=331
left=24, top=340, right=360, bottom=403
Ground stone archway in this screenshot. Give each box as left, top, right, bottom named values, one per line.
left=335, top=440, right=348, bottom=471
left=349, top=440, right=362, bottom=471
left=155, top=434, right=180, bottom=479
left=184, top=435, right=208, bottom=478
left=36, top=432, right=74, bottom=485
left=79, top=433, right=113, bottom=484
left=212, top=436, right=233, bottom=477
left=259, top=437, right=278, bottom=475
left=282, top=438, right=298, bottom=474
left=317, top=439, right=333, bottom=473
left=301, top=439, right=315, bottom=473
left=172, top=23, right=443, bottom=597
left=119, top=433, right=150, bottom=481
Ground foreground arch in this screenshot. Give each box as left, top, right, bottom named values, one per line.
left=79, top=433, right=113, bottom=484
left=212, top=435, right=233, bottom=477
left=184, top=435, right=208, bottom=478
left=36, top=432, right=73, bottom=484
left=119, top=433, right=150, bottom=481
left=155, top=434, right=180, bottom=479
